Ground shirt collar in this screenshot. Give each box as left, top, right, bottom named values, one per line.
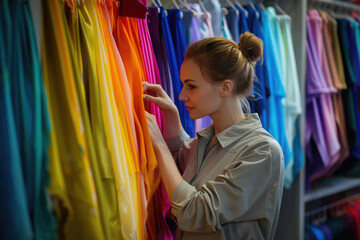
left=196, top=114, right=263, bottom=148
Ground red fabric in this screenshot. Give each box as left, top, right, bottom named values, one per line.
left=118, top=0, right=147, bottom=19
left=343, top=204, right=360, bottom=240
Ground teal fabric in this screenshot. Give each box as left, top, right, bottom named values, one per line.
left=22, top=1, right=56, bottom=239
left=0, top=1, right=33, bottom=239
left=0, top=0, right=56, bottom=239
left=262, top=7, right=291, bottom=174
left=279, top=15, right=304, bottom=188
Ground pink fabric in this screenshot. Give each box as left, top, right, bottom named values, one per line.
left=137, top=9, right=173, bottom=240
left=137, top=17, right=163, bottom=130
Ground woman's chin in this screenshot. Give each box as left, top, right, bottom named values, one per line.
left=189, top=113, right=206, bottom=120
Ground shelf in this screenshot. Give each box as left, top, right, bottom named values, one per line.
left=305, top=177, right=360, bottom=203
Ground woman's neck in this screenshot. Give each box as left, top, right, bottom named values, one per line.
left=210, top=97, right=245, bottom=135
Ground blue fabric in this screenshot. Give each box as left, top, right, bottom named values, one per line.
left=257, top=9, right=290, bottom=168
left=159, top=8, right=175, bottom=102
left=309, top=224, right=326, bottom=240
left=0, top=1, right=33, bottom=239
left=225, top=7, right=240, bottom=42
left=167, top=9, right=186, bottom=71
left=235, top=5, right=249, bottom=35
left=243, top=5, right=266, bottom=126
left=160, top=7, right=194, bottom=137
left=167, top=9, right=195, bottom=137
left=181, top=10, right=201, bottom=48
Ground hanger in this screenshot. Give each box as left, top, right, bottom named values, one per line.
left=232, top=0, right=249, bottom=17
left=170, top=0, right=184, bottom=18
left=247, top=0, right=259, bottom=19
left=150, top=0, right=161, bottom=13
left=258, top=1, right=266, bottom=11
left=222, top=6, right=229, bottom=15
left=178, top=0, right=198, bottom=17
left=220, top=0, right=240, bottom=16
left=171, top=0, right=180, bottom=9
left=198, top=0, right=210, bottom=20
left=275, top=3, right=287, bottom=15
left=155, top=0, right=168, bottom=16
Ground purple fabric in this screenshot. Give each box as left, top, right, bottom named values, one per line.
left=318, top=222, right=333, bottom=240
left=306, top=17, right=339, bottom=190
left=307, top=11, right=340, bottom=181
left=147, top=7, right=175, bottom=101
left=148, top=8, right=169, bottom=91
left=306, top=21, right=332, bottom=96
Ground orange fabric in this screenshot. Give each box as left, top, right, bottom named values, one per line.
left=113, top=8, right=161, bottom=240
left=114, top=11, right=160, bottom=201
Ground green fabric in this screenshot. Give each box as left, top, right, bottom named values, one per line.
left=337, top=19, right=358, bottom=152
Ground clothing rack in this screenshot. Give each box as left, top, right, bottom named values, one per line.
left=26, top=0, right=360, bottom=239
left=309, top=0, right=360, bottom=13
left=305, top=193, right=360, bottom=218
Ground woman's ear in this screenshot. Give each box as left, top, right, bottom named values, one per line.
left=219, top=80, right=233, bottom=97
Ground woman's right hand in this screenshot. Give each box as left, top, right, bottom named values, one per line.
left=143, top=82, right=177, bottom=113
left=143, top=82, right=183, bottom=139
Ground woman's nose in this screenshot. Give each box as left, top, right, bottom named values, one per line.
left=179, top=88, right=188, bottom=102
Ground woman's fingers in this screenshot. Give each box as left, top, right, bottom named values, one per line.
left=145, top=111, right=156, bottom=121
left=143, top=82, right=164, bottom=95
left=143, top=93, right=160, bottom=104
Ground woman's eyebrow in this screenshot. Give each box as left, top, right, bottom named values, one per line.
left=184, top=79, right=197, bottom=84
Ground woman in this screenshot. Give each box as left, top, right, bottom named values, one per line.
left=143, top=32, right=284, bottom=240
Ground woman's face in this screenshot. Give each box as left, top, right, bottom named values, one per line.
left=179, top=58, right=222, bottom=119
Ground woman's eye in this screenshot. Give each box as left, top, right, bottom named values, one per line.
left=188, top=85, right=196, bottom=89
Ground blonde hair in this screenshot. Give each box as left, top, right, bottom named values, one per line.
left=184, top=32, right=263, bottom=96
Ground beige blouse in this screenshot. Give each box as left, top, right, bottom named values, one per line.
left=166, top=114, right=285, bottom=240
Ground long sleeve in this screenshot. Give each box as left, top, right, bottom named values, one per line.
left=170, top=139, right=283, bottom=233
left=165, top=129, right=191, bottom=172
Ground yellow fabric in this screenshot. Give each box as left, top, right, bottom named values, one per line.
left=41, top=0, right=104, bottom=239
left=86, top=1, right=140, bottom=239
left=66, top=1, right=136, bottom=239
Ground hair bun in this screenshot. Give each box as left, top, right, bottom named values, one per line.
left=238, top=32, right=263, bottom=63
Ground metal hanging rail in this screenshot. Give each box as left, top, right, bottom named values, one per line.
left=309, top=0, right=360, bottom=13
